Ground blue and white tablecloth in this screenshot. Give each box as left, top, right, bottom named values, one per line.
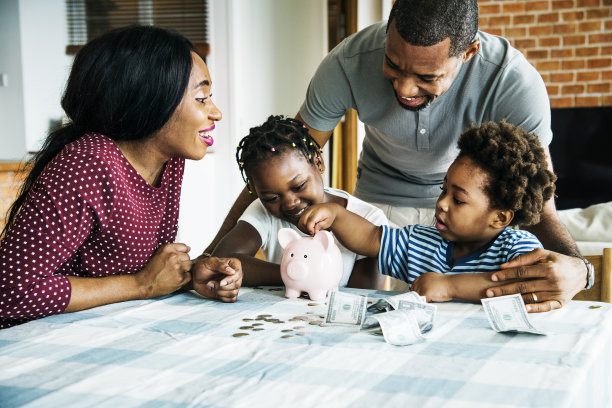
left=1, top=287, right=611, bottom=408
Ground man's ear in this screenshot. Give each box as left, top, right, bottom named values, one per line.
left=462, top=39, right=480, bottom=63
left=491, top=209, right=514, bottom=228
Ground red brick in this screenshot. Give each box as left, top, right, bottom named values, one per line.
left=604, top=0, right=612, bottom=5
left=539, top=13, right=560, bottom=23
left=485, top=28, right=504, bottom=36
left=562, top=84, right=586, bottom=94
left=551, top=72, right=575, bottom=82
left=527, top=49, right=549, bottom=59
left=529, top=25, right=553, bottom=36
left=546, top=83, right=560, bottom=94
left=562, top=59, right=586, bottom=69
left=503, top=3, right=526, bottom=13
left=514, top=14, right=536, bottom=25
left=603, top=94, right=612, bottom=105
left=552, top=0, right=576, bottom=9
left=551, top=48, right=573, bottom=57
left=505, top=27, right=527, bottom=37
left=540, top=37, right=561, bottom=47
left=479, top=4, right=500, bottom=14
left=561, top=10, right=585, bottom=21
left=540, top=72, right=551, bottom=82
left=606, top=20, right=612, bottom=30
left=537, top=60, right=562, bottom=70
left=603, top=70, right=612, bottom=80
left=576, top=46, right=600, bottom=56
left=527, top=1, right=551, bottom=11
left=578, top=0, right=602, bottom=6
left=576, top=71, right=600, bottom=81
left=586, top=8, right=611, bottom=19
left=479, top=16, right=489, bottom=27
left=588, top=82, right=612, bottom=92
left=489, top=16, right=512, bottom=26
left=588, top=58, right=612, bottom=68
left=589, top=33, right=612, bottom=44
left=579, top=21, right=602, bottom=32
left=550, top=97, right=574, bottom=108
left=602, top=46, right=612, bottom=55
left=576, top=96, right=601, bottom=106
left=514, top=38, right=537, bottom=49
left=553, top=23, right=577, bottom=34
left=564, top=35, right=586, bottom=45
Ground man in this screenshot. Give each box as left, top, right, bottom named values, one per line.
left=200, top=0, right=591, bottom=312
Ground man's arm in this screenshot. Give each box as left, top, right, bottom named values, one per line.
left=295, top=112, right=334, bottom=148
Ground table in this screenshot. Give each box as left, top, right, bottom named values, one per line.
left=1, top=287, right=611, bottom=408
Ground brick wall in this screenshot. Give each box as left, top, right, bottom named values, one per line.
left=478, top=0, right=612, bottom=108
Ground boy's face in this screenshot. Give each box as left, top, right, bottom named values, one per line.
left=249, top=150, right=325, bottom=226
left=435, top=156, right=505, bottom=250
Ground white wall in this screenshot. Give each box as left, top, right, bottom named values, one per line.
left=177, top=0, right=328, bottom=256
left=0, top=0, right=27, bottom=160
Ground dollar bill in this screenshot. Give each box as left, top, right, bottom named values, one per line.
left=325, top=291, right=368, bottom=326
left=481, top=294, right=546, bottom=335
left=366, top=291, right=426, bottom=314
left=364, top=310, right=425, bottom=346
left=396, top=300, right=436, bottom=334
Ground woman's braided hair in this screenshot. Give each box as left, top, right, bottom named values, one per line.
left=457, top=120, right=557, bottom=226
left=236, top=115, right=323, bottom=193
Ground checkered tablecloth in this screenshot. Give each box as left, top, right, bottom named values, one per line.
left=1, top=287, right=611, bottom=408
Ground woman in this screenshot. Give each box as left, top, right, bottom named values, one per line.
left=0, top=25, right=242, bottom=329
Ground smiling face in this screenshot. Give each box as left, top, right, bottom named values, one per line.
left=383, top=20, right=479, bottom=111
left=435, top=156, right=511, bottom=253
left=152, top=52, right=222, bottom=161
left=249, top=150, right=325, bottom=226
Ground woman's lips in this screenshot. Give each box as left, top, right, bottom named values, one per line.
left=199, top=125, right=215, bottom=146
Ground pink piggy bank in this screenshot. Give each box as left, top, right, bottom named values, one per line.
left=278, top=228, right=343, bottom=301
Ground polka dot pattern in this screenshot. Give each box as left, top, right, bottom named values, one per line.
left=0, top=133, right=184, bottom=329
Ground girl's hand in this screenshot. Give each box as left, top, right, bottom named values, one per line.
left=135, top=243, right=192, bottom=298
left=191, top=256, right=243, bottom=302
left=298, top=203, right=340, bottom=235
left=411, top=272, right=452, bottom=302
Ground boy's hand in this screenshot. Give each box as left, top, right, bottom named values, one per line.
left=298, top=203, right=340, bottom=235
left=411, top=272, right=453, bottom=302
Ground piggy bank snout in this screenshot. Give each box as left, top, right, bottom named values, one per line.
left=286, top=261, right=308, bottom=281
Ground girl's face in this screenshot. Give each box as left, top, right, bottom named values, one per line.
left=434, top=156, right=506, bottom=250
left=152, top=52, right=222, bottom=161
left=249, top=150, right=325, bottom=226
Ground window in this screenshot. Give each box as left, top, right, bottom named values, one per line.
left=65, top=0, right=209, bottom=57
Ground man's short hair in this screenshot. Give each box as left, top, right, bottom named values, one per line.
left=388, top=0, right=479, bottom=57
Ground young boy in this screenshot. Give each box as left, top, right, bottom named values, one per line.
left=298, top=121, right=556, bottom=303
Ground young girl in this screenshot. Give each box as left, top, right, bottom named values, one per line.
left=211, top=115, right=387, bottom=289
left=298, top=121, right=557, bottom=303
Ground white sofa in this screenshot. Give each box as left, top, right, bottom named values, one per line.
left=558, top=201, right=612, bottom=256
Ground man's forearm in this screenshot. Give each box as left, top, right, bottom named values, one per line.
left=522, top=204, right=580, bottom=257
left=204, top=187, right=257, bottom=254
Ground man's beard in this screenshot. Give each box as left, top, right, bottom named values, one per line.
left=394, top=91, right=434, bottom=112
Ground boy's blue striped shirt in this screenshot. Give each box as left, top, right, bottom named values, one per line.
left=378, top=225, right=543, bottom=285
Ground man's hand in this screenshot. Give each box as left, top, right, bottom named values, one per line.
left=487, top=248, right=586, bottom=313
left=191, top=256, right=243, bottom=302
left=411, top=272, right=452, bottom=302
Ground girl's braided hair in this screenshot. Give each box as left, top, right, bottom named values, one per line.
left=457, top=120, right=557, bottom=226
left=236, top=115, right=323, bottom=193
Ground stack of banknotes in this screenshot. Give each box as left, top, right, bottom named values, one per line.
left=325, top=291, right=437, bottom=346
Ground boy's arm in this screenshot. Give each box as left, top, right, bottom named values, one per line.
left=412, top=272, right=519, bottom=303
left=299, top=203, right=382, bottom=258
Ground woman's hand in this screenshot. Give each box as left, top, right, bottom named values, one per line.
left=134, top=243, right=192, bottom=298
left=411, top=272, right=453, bottom=302
left=488, top=248, right=586, bottom=312
left=191, top=256, right=243, bottom=302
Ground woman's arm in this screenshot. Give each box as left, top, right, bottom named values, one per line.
left=210, top=220, right=283, bottom=286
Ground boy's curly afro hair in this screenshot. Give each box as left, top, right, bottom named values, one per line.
left=457, top=120, right=557, bottom=226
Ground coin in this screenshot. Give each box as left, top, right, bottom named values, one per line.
left=242, top=318, right=254, bottom=321
left=308, top=303, right=320, bottom=306
left=296, top=332, right=307, bottom=336
left=589, top=305, right=602, bottom=309
left=281, top=335, right=294, bottom=339
left=309, top=321, right=322, bottom=325
left=281, top=329, right=293, bottom=333
left=239, top=326, right=253, bottom=330
left=258, top=314, right=272, bottom=318
left=233, top=333, right=249, bottom=337
left=252, top=328, right=264, bottom=331
left=293, top=326, right=305, bottom=329
left=252, top=323, right=263, bottom=326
